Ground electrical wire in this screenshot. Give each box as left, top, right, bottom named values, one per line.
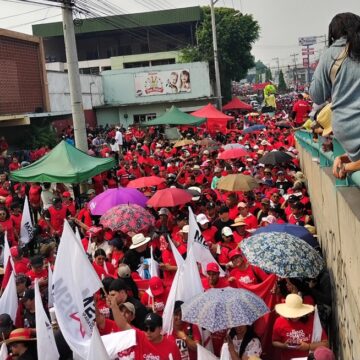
left=0, top=0, right=63, bottom=8
left=9, top=13, right=61, bottom=28
left=0, top=6, right=48, bottom=20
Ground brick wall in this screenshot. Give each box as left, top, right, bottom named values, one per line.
left=0, top=35, right=44, bottom=115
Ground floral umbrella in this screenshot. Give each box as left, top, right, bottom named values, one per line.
left=100, top=204, right=155, bottom=234
left=240, top=232, right=324, bottom=278
left=181, top=287, right=269, bottom=333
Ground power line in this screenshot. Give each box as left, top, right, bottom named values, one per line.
left=9, top=13, right=61, bottom=28
left=0, top=6, right=48, bottom=20
left=0, top=0, right=63, bottom=7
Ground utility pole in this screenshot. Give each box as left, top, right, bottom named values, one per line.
left=210, top=0, right=222, bottom=110
left=290, top=53, right=298, bottom=91
left=62, top=0, right=88, bottom=152
left=272, top=57, right=280, bottom=84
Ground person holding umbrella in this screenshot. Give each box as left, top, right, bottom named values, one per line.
left=272, top=294, right=329, bottom=360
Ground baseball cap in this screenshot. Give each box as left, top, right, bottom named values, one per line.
left=120, top=302, right=136, bottom=315
left=237, top=202, right=247, bottom=208
left=206, top=262, right=220, bottom=273
left=0, top=314, right=13, bottom=333
left=221, top=227, right=233, bottom=237
left=87, top=189, right=96, bottom=195
left=158, top=208, right=169, bottom=216
left=22, top=288, right=35, bottom=301
left=62, top=191, right=71, bottom=198
left=117, top=265, right=131, bottom=279
left=228, top=248, right=243, bottom=259
left=196, top=213, right=209, bottom=226
left=180, top=225, right=189, bottom=234
left=149, top=277, right=164, bottom=297
left=144, top=313, right=163, bottom=328
left=313, top=346, right=335, bottom=360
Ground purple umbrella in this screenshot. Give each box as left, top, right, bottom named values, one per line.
left=89, top=188, right=148, bottom=215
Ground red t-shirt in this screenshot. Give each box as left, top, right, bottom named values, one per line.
left=14, top=258, right=30, bottom=274
left=98, top=318, right=120, bottom=336
left=272, top=315, right=327, bottom=360
left=173, top=323, right=202, bottom=360
left=26, top=268, right=48, bottom=282
left=140, top=290, right=169, bottom=316
left=161, top=249, right=178, bottom=288
left=229, top=265, right=259, bottom=285
left=10, top=213, right=22, bottom=234
left=28, top=185, right=42, bottom=206
left=201, top=277, right=229, bottom=290
left=293, top=100, right=311, bottom=125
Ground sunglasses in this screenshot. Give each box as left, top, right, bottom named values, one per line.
left=144, top=325, right=156, bottom=332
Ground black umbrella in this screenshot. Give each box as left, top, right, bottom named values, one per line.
left=259, top=151, right=293, bottom=165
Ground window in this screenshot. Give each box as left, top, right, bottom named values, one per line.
left=124, top=61, right=150, bottom=69
left=151, top=58, right=176, bottom=66
left=133, top=113, right=156, bottom=124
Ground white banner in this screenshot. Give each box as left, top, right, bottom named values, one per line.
left=53, top=221, right=103, bottom=359
left=0, top=272, right=18, bottom=321
left=0, top=343, right=8, bottom=360
left=188, top=207, right=225, bottom=276
left=47, top=263, right=54, bottom=308
left=135, top=69, right=191, bottom=96
left=20, top=196, right=33, bottom=244
left=35, top=279, right=60, bottom=360
left=197, top=344, right=219, bottom=360
left=101, top=330, right=137, bottom=359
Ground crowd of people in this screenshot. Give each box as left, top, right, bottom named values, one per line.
left=0, top=90, right=339, bottom=360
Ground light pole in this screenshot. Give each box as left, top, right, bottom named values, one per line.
left=210, top=0, right=222, bottom=110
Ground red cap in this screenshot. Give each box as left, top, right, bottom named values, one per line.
left=62, top=191, right=71, bottom=198
left=149, top=276, right=164, bottom=296
left=10, top=246, right=19, bottom=258
left=228, top=248, right=243, bottom=260
left=206, top=262, right=220, bottom=273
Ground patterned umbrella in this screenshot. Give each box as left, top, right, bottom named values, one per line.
left=89, top=188, right=148, bottom=215
left=181, top=287, right=269, bottom=332
left=216, top=174, right=259, bottom=191
left=242, top=125, right=266, bottom=134
left=253, top=224, right=319, bottom=248
left=197, top=138, right=217, bottom=146
left=259, top=151, right=293, bottom=165
left=127, top=176, right=165, bottom=188
left=147, top=188, right=193, bottom=207
left=240, top=232, right=324, bottom=278
left=218, top=148, right=248, bottom=160
left=100, top=204, right=155, bottom=234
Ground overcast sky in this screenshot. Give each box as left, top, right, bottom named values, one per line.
left=1, top=0, right=360, bottom=70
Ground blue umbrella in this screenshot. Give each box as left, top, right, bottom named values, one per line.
left=242, top=125, right=266, bottom=134
left=181, top=287, right=269, bottom=332
left=253, top=224, right=319, bottom=248
left=240, top=232, right=324, bottom=278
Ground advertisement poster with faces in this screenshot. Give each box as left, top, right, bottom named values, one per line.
left=134, top=69, right=191, bottom=96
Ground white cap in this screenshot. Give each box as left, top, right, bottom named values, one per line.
left=237, top=202, right=247, bottom=208
left=196, top=213, right=209, bottom=225
left=262, top=215, right=277, bottom=224
left=221, top=227, right=233, bottom=237
left=158, top=208, right=169, bottom=216
left=180, top=225, right=190, bottom=233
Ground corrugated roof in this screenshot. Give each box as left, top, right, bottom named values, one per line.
left=32, top=6, right=201, bottom=37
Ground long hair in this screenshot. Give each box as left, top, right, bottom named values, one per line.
left=328, top=12, right=360, bottom=61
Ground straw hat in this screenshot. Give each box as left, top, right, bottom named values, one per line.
left=5, top=328, right=36, bottom=344
left=129, top=233, right=151, bottom=249
left=275, top=294, right=314, bottom=318
left=231, top=217, right=246, bottom=227
left=316, top=103, right=332, bottom=136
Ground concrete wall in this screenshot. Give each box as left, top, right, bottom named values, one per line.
left=297, top=144, right=360, bottom=360
left=47, top=71, right=104, bottom=111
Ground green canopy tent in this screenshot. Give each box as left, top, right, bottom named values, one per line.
left=140, top=106, right=206, bottom=127
left=10, top=140, right=116, bottom=183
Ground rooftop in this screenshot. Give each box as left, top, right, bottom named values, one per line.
left=32, top=6, right=201, bottom=38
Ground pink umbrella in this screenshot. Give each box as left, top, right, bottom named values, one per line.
left=147, top=188, right=193, bottom=208
left=127, top=176, right=165, bottom=188
left=218, top=148, right=248, bottom=160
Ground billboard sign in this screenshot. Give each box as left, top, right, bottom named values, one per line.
left=298, top=36, right=317, bottom=46
left=134, top=69, right=191, bottom=97
left=303, top=58, right=309, bottom=67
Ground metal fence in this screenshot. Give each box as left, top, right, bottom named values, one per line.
left=295, top=130, right=360, bottom=188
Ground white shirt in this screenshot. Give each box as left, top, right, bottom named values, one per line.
left=115, top=130, right=123, bottom=146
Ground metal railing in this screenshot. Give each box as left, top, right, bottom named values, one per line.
left=295, top=130, right=360, bottom=188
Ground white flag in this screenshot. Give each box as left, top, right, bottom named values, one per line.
left=87, top=325, right=110, bottom=360
left=53, top=221, right=103, bottom=359
left=35, top=279, right=59, bottom=360
left=197, top=344, right=219, bottom=360
left=188, top=207, right=225, bottom=276
left=47, top=263, right=54, bottom=308
left=2, top=232, right=14, bottom=271
left=0, top=342, right=8, bottom=360
left=149, top=246, right=160, bottom=278
left=311, top=305, right=323, bottom=343
left=20, top=196, right=33, bottom=244
left=0, top=272, right=18, bottom=322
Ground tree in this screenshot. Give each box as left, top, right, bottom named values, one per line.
left=180, top=7, right=260, bottom=102
left=278, top=70, right=287, bottom=92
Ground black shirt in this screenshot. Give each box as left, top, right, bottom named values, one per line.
left=122, top=248, right=151, bottom=272
left=213, top=218, right=234, bottom=242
